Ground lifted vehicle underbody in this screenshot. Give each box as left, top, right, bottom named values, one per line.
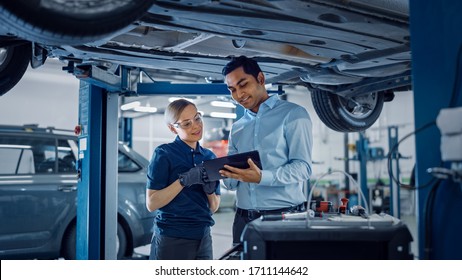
left=0, top=0, right=411, bottom=132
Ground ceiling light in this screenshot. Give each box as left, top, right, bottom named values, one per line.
left=121, top=101, right=141, bottom=111
left=134, top=106, right=158, bottom=113
left=210, top=101, right=236, bottom=108
left=209, top=112, right=237, bottom=119
left=0, top=144, right=32, bottom=149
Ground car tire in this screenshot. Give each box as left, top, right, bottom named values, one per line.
left=0, top=43, right=30, bottom=96
left=0, top=0, right=155, bottom=45
left=310, top=88, right=385, bottom=132
left=116, top=223, right=128, bottom=259
left=62, top=222, right=128, bottom=260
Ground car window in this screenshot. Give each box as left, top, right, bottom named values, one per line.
left=0, top=144, right=35, bottom=175
left=118, top=152, right=141, bottom=172
left=0, top=136, right=56, bottom=174
left=16, top=149, right=35, bottom=174
left=57, top=139, right=75, bottom=173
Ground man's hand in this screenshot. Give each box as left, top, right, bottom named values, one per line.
left=179, top=166, right=207, bottom=187
left=219, top=158, right=262, bottom=183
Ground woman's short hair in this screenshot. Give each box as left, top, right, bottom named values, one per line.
left=164, top=98, right=196, bottom=125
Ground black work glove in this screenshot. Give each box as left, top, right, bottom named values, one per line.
left=178, top=165, right=207, bottom=188
left=203, top=181, right=218, bottom=195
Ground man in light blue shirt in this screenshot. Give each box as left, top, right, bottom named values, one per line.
left=220, top=56, right=313, bottom=244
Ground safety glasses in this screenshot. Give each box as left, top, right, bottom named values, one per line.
left=172, top=112, right=203, bottom=129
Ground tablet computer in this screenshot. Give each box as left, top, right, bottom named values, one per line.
left=203, top=150, right=262, bottom=181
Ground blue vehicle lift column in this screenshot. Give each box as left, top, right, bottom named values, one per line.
left=410, top=0, right=462, bottom=259
left=76, top=81, right=119, bottom=260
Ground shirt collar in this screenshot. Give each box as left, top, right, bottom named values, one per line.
left=264, top=94, right=279, bottom=109
left=173, top=135, right=205, bottom=155
left=247, top=94, right=279, bottom=116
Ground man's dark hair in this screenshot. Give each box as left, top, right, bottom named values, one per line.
left=222, top=56, right=262, bottom=81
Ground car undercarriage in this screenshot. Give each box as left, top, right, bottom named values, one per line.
left=0, top=0, right=411, bottom=132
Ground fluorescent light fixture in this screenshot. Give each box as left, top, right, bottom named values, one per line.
left=0, top=144, right=32, bottom=149
left=210, top=101, right=236, bottom=108
left=1, top=180, right=34, bottom=184
left=210, top=112, right=237, bottom=119
left=61, top=180, right=78, bottom=184
left=134, top=106, right=158, bottom=113
left=0, top=175, right=33, bottom=179
left=121, top=101, right=141, bottom=111
left=168, top=97, right=195, bottom=103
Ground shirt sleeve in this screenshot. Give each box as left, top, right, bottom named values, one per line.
left=260, top=106, right=312, bottom=186
left=146, top=146, right=170, bottom=190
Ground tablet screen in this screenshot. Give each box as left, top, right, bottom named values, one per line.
left=203, top=150, right=262, bottom=181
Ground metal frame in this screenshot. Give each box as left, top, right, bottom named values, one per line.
left=76, top=82, right=118, bottom=260
left=410, top=0, right=462, bottom=259
left=350, top=127, right=403, bottom=218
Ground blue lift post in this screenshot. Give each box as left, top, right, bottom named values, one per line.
left=410, top=0, right=462, bottom=259
left=356, top=132, right=370, bottom=207
left=387, top=126, right=400, bottom=218
left=354, top=127, right=402, bottom=218
left=76, top=81, right=119, bottom=260
left=119, top=117, right=133, bottom=147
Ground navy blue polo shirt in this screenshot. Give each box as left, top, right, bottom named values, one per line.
left=146, top=136, right=220, bottom=240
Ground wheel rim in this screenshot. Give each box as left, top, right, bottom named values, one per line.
left=0, top=48, right=8, bottom=65
left=337, top=93, right=379, bottom=120
left=116, top=234, right=120, bottom=254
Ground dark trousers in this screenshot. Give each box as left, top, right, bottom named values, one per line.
left=232, top=210, right=255, bottom=245
left=149, top=227, right=213, bottom=260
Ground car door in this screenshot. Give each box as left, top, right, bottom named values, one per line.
left=0, top=134, right=76, bottom=257
left=117, top=144, right=154, bottom=246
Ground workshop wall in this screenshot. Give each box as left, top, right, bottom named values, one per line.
left=0, top=60, right=79, bottom=130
